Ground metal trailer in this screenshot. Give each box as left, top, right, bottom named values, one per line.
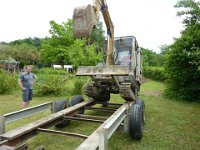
left=0, top=96, right=145, bottom=150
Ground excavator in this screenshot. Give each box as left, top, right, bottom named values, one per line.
left=73, top=0, right=142, bottom=103
left=73, top=0, right=145, bottom=140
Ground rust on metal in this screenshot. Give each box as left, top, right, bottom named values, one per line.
left=36, top=128, right=88, bottom=139
left=85, top=107, right=117, bottom=112
left=64, top=116, right=104, bottom=123
left=75, top=114, right=108, bottom=121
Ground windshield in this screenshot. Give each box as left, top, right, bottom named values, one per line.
left=114, top=37, right=133, bottom=65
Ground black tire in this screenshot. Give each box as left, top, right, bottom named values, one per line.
left=135, top=99, right=144, bottom=106
left=129, top=103, right=145, bottom=140
left=52, top=100, right=70, bottom=128
left=135, top=99, right=145, bottom=124
left=70, top=95, right=85, bottom=114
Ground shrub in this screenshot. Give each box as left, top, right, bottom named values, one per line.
left=34, top=74, right=66, bottom=96
left=164, top=25, right=200, bottom=101
left=72, top=77, right=88, bottom=95
left=143, top=66, right=166, bottom=82
left=33, top=67, right=67, bottom=75
left=0, top=69, right=17, bottom=94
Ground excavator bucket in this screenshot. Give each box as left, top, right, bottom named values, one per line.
left=73, top=4, right=96, bottom=38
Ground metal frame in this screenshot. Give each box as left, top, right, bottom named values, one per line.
left=0, top=100, right=132, bottom=150
left=0, top=102, right=52, bottom=134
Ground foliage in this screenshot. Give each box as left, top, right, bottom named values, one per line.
left=34, top=74, right=66, bottom=96
left=68, top=39, right=102, bottom=68
left=143, top=66, right=166, bottom=82
left=175, top=0, right=200, bottom=26
left=0, top=69, right=17, bottom=94
left=159, top=44, right=171, bottom=55
left=142, top=48, right=164, bottom=67
left=89, top=21, right=105, bottom=53
left=33, top=67, right=67, bottom=75
left=0, top=43, right=40, bottom=66
left=72, top=77, right=88, bottom=95
left=9, top=37, right=41, bottom=49
left=0, top=44, right=11, bottom=60
left=40, top=19, right=103, bottom=68
left=164, top=0, right=200, bottom=101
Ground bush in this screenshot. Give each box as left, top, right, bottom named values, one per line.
left=33, top=67, right=67, bottom=75
left=72, top=77, right=88, bottom=95
left=0, top=69, right=17, bottom=94
left=34, top=74, right=66, bottom=96
left=143, top=66, right=166, bottom=82
left=164, top=25, right=200, bottom=101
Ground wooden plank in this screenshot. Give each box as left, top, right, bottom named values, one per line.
left=0, top=101, right=93, bottom=141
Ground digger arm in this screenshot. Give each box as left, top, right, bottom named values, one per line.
left=73, top=0, right=114, bottom=65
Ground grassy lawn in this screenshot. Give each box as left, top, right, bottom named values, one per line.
left=0, top=80, right=199, bottom=150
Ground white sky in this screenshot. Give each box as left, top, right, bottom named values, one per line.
left=0, top=0, right=184, bottom=53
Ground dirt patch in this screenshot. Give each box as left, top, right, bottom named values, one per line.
left=141, top=76, right=150, bottom=83
left=141, top=91, right=162, bottom=97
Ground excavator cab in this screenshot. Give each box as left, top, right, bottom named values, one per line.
left=108, top=36, right=142, bottom=84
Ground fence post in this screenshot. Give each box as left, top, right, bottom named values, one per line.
left=0, top=116, right=5, bottom=134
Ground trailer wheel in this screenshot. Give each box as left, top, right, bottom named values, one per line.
left=70, top=95, right=85, bottom=114
left=52, top=100, right=70, bottom=128
left=135, top=99, right=145, bottom=124
left=129, top=102, right=145, bottom=140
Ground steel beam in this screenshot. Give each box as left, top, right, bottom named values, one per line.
left=4, top=102, right=52, bottom=124
left=75, top=114, right=108, bottom=121
left=36, top=128, right=88, bottom=139
left=0, top=100, right=94, bottom=146
left=76, top=102, right=131, bottom=150
left=64, top=116, right=104, bottom=123
left=85, top=107, right=117, bottom=112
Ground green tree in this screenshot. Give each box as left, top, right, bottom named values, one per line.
left=9, top=37, right=41, bottom=49
left=142, top=48, right=164, bottom=67
left=0, top=44, right=11, bottom=60
left=40, top=19, right=103, bottom=68
left=89, top=21, right=105, bottom=53
left=0, top=43, right=39, bottom=66
left=165, top=0, right=200, bottom=101
left=175, top=0, right=200, bottom=26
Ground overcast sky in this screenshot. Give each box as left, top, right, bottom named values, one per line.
left=0, top=0, right=184, bottom=53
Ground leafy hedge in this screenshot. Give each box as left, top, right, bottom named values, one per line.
left=164, top=25, right=200, bottom=101
left=0, top=69, right=17, bottom=94
left=143, top=66, right=166, bottom=82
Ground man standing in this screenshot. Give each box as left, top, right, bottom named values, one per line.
left=18, top=65, right=37, bottom=108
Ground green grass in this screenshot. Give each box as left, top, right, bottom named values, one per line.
left=0, top=80, right=199, bottom=150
